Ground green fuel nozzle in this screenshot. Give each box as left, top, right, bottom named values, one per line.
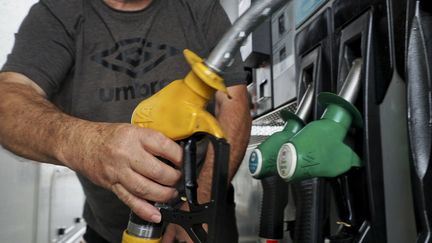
left=277, top=59, right=364, bottom=182
left=248, top=85, right=314, bottom=179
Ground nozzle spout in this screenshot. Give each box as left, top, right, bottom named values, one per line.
left=295, top=84, right=314, bottom=123
left=338, top=59, right=363, bottom=104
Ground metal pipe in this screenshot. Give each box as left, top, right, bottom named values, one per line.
left=338, top=58, right=363, bottom=104
left=205, top=0, right=289, bottom=73
left=296, top=84, right=314, bottom=123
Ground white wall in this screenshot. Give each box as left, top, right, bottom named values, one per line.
left=0, top=0, right=38, bottom=66
left=220, top=0, right=240, bottom=23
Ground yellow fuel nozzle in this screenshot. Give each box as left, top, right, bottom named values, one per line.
left=131, top=49, right=228, bottom=140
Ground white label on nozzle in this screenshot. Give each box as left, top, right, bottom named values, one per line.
left=277, top=143, right=297, bottom=180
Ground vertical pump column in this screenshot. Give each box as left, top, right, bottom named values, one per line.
left=407, top=1, right=432, bottom=242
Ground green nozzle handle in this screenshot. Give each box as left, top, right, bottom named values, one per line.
left=249, top=120, right=304, bottom=178
left=277, top=59, right=363, bottom=182
left=249, top=85, right=314, bottom=179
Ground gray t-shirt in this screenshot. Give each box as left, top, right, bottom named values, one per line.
left=2, top=0, right=245, bottom=242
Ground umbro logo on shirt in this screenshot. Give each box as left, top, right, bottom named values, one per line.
left=91, top=37, right=181, bottom=78
left=98, top=79, right=170, bottom=103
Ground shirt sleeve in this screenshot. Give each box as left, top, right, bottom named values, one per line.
left=193, top=1, right=247, bottom=87
left=1, top=2, right=75, bottom=98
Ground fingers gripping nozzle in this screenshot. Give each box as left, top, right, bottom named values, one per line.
left=276, top=59, right=364, bottom=182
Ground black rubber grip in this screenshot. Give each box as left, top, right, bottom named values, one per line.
left=258, top=175, right=289, bottom=239
left=293, top=178, right=327, bottom=243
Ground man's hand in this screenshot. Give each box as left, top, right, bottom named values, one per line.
left=0, top=72, right=183, bottom=223
left=71, top=124, right=183, bottom=223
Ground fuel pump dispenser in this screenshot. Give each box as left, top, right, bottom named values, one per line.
left=241, top=0, right=419, bottom=241
left=276, top=59, right=363, bottom=182
left=120, top=1, right=289, bottom=242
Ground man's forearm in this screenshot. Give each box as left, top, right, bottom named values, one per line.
left=196, top=86, right=252, bottom=202
left=215, top=90, right=251, bottom=181
left=0, top=76, right=94, bottom=168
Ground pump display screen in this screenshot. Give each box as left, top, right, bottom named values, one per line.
left=294, top=0, right=328, bottom=26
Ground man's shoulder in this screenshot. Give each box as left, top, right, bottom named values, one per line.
left=37, top=0, right=84, bottom=34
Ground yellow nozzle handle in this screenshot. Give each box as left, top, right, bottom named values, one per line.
left=131, top=80, right=226, bottom=140
left=131, top=50, right=227, bottom=139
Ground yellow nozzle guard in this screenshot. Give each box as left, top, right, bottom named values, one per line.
left=131, top=49, right=226, bottom=140
left=184, top=49, right=229, bottom=96
left=122, top=231, right=161, bottom=243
